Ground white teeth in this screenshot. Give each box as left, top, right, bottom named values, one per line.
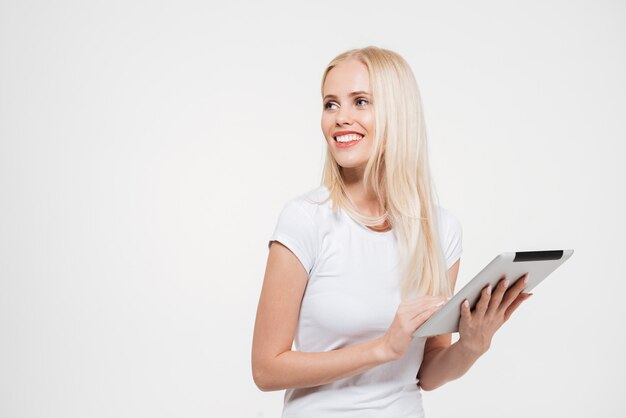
left=335, top=134, right=364, bottom=143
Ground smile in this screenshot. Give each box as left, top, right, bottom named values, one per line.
left=334, top=134, right=364, bottom=143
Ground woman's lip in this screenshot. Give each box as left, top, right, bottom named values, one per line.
left=334, top=137, right=362, bottom=148
left=334, top=130, right=364, bottom=137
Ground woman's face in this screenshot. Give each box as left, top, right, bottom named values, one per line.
left=321, top=59, right=374, bottom=174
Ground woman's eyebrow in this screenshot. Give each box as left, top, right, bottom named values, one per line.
left=323, top=91, right=371, bottom=100
left=350, top=90, right=369, bottom=96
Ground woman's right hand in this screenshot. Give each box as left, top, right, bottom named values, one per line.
left=379, top=296, right=447, bottom=361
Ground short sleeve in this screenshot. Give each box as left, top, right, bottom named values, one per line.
left=439, top=208, right=463, bottom=270
left=268, top=200, right=318, bottom=274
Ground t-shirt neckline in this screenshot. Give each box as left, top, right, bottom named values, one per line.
left=317, top=185, right=394, bottom=236
left=342, top=209, right=394, bottom=236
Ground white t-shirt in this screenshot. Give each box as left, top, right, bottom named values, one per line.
left=268, top=185, right=463, bottom=418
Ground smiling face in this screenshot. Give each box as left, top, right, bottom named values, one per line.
left=321, top=58, right=375, bottom=176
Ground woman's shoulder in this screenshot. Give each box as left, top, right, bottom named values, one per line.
left=299, top=184, right=330, bottom=203
left=435, top=205, right=462, bottom=232
left=271, top=186, right=332, bottom=233
left=435, top=205, right=463, bottom=266
left=435, top=205, right=460, bottom=223
left=286, top=185, right=332, bottom=217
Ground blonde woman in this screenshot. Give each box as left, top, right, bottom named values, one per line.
left=252, top=46, right=531, bottom=417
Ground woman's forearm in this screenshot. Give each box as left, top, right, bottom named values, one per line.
left=417, top=340, right=483, bottom=391
left=253, top=337, right=391, bottom=391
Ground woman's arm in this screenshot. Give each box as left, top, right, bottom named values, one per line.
left=251, top=242, right=386, bottom=391
left=417, top=260, right=531, bottom=391
left=252, top=241, right=445, bottom=391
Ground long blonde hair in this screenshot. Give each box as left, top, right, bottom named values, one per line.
left=319, top=46, right=451, bottom=299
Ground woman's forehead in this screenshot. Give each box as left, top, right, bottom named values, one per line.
left=323, top=59, right=370, bottom=96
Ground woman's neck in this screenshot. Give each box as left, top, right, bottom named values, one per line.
left=341, top=167, right=386, bottom=219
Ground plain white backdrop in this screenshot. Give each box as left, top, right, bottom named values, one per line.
left=1, top=0, right=624, bottom=417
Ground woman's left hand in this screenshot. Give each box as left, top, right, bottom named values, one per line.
left=458, top=273, right=533, bottom=357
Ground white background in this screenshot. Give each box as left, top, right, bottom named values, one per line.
left=1, top=0, right=624, bottom=417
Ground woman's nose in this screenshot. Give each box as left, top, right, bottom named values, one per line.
left=336, top=107, right=353, bottom=125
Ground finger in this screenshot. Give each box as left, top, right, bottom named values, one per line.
left=408, top=299, right=446, bottom=321
left=410, top=303, right=445, bottom=329
left=460, top=299, right=471, bottom=322
left=486, top=277, right=509, bottom=317
left=400, top=297, right=447, bottom=315
left=403, top=296, right=448, bottom=307
left=500, top=273, right=528, bottom=310
left=504, top=292, right=532, bottom=321
left=474, top=283, right=492, bottom=319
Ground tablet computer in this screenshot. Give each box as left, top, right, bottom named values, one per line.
left=414, top=249, right=574, bottom=338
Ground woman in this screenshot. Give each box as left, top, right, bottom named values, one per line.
left=252, top=46, right=531, bottom=417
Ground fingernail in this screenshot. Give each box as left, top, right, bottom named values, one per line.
left=463, top=300, right=470, bottom=308
left=503, top=279, right=510, bottom=288
left=486, top=284, right=492, bottom=295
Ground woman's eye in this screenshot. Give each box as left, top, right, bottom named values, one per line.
left=324, top=102, right=338, bottom=110
left=356, top=98, right=369, bottom=107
